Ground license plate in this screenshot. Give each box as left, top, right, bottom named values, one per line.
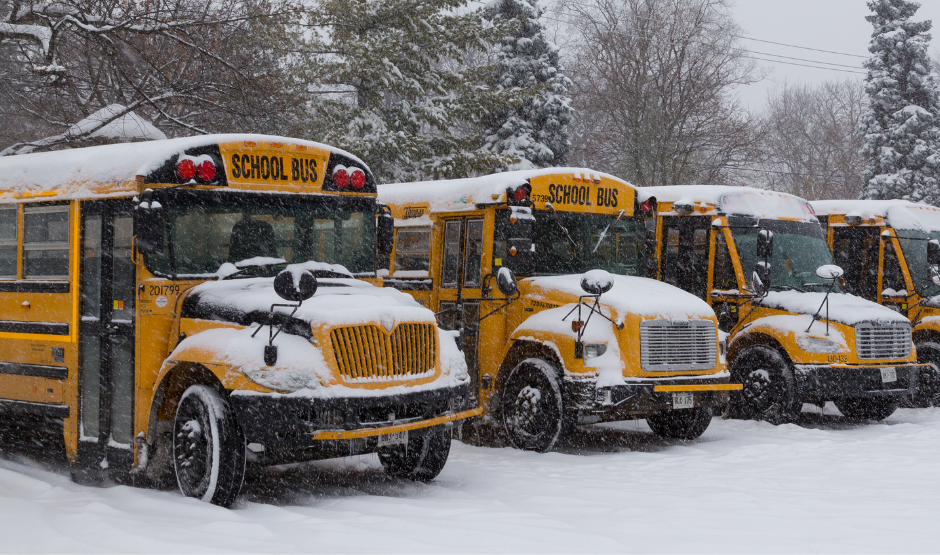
left=880, top=367, right=897, bottom=383
left=377, top=430, right=408, bottom=447
left=672, top=392, right=694, bottom=410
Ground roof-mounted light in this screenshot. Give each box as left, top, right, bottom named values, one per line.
left=349, top=167, right=366, bottom=189
left=333, top=165, right=349, bottom=188
left=196, top=160, right=216, bottom=182
left=176, top=159, right=196, bottom=181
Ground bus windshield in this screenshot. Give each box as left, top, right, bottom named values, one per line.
left=896, top=228, right=940, bottom=297
left=495, top=208, right=648, bottom=277
left=729, top=217, right=838, bottom=293
left=144, top=189, right=376, bottom=278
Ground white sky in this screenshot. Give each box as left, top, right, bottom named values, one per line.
left=731, top=0, right=940, bottom=110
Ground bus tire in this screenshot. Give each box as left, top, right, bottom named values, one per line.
left=729, top=345, right=799, bottom=424
left=499, top=358, right=570, bottom=452
left=911, top=341, right=940, bottom=407
left=378, top=426, right=451, bottom=482
left=834, top=397, right=897, bottom=421
left=173, top=384, right=245, bottom=507
left=646, top=407, right=712, bottom=440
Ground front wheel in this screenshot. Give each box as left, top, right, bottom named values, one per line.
left=728, top=345, right=799, bottom=424
left=378, top=426, right=451, bottom=482
left=499, top=358, right=569, bottom=452
left=646, top=407, right=712, bottom=440
left=834, top=397, right=898, bottom=421
left=173, top=384, right=246, bottom=507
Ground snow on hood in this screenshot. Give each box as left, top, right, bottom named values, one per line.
left=182, top=277, right=434, bottom=329
left=0, top=133, right=367, bottom=198
left=378, top=167, right=624, bottom=214
left=524, top=274, right=715, bottom=322
left=759, top=291, right=909, bottom=326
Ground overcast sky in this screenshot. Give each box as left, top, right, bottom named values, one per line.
left=732, top=0, right=940, bottom=109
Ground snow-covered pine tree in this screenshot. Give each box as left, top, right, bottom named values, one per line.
left=303, top=0, right=510, bottom=182
left=860, top=0, right=940, bottom=203
left=483, top=0, right=572, bottom=169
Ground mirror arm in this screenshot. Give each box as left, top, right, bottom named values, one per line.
left=805, top=278, right=837, bottom=335
left=562, top=293, right=618, bottom=359
left=479, top=290, right=521, bottom=322
left=252, top=301, right=303, bottom=366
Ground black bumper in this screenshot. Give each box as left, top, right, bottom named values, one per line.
left=794, top=363, right=925, bottom=402
left=566, top=375, right=735, bottom=422
left=229, top=382, right=476, bottom=449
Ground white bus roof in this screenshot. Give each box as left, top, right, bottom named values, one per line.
left=645, top=184, right=816, bottom=221
left=0, top=134, right=367, bottom=200
left=379, top=168, right=634, bottom=213
left=811, top=199, right=940, bottom=232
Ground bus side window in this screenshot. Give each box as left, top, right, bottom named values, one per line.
left=883, top=241, right=905, bottom=295
left=713, top=231, right=737, bottom=291
left=463, top=219, right=484, bottom=288
left=661, top=227, right=680, bottom=286
left=0, top=205, right=16, bottom=278
left=394, top=227, right=431, bottom=273
left=832, top=227, right=878, bottom=300
left=441, top=220, right=462, bottom=287
left=23, top=204, right=70, bottom=279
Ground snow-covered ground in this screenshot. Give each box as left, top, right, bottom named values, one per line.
left=2, top=406, right=939, bottom=553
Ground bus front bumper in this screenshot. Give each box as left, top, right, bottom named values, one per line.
left=793, top=363, right=926, bottom=401
left=229, top=383, right=478, bottom=450
left=566, top=375, right=741, bottom=421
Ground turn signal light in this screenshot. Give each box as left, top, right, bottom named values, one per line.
left=176, top=159, right=196, bottom=181
left=333, top=166, right=349, bottom=188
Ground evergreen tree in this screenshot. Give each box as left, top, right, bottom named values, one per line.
left=483, top=0, right=572, bottom=169
left=860, top=0, right=940, bottom=203
left=302, top=0, right=510, bottom=182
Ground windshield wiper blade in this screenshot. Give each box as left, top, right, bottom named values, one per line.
left=546, top=203, right=579, bottom=257
left=592, top=209, right=626, bottom=254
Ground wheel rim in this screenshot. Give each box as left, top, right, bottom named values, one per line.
left=742, top=368, right=776, bottom=411
left=511, top=385, right=544, bottom=435
left=174, top=396, right=213, bottom=497
left=504, top=372, right=560, bottom=449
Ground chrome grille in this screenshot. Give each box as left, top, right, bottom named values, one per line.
left=854, top=322, right=911, bottom=360
left=640, top=319, right=717, bottom=372
left=330, top=323, right=436, bottom=382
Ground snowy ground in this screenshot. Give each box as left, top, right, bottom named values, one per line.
left=2, top=406, right=940, bottom=553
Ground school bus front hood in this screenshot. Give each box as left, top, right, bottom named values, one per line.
left=521, top=274, right=715, bottom=325
left=758, top=290, right=910, bottom=327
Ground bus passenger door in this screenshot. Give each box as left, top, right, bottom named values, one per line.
left=660, top=216, right=711, bottom=300
left=78, top=200, right=136, bottom=472
left=437, top=218, right=484, bottom=401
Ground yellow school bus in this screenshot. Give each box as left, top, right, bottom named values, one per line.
left=0, top=134, right=478, bottom=506
left=812, top=199, right=940, bottom=406
left=378, top=169, right=738, bottom=452
left=647, top=185, right=925, bottom=422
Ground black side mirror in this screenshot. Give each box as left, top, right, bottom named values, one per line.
left=496, top=267, right=518, bottom=296
left=274, top=269, right=318, bottom=302
left=929, top=239, right=940, bottom=266
left=756, top=229, right=774, bottom=260
left=752, top=261, right=771, bottom=295
left=580, top=269, right=614, bottom=296
left=376, top=204, right=394, bottom=270
left=135, top=190, right=165, bottom=254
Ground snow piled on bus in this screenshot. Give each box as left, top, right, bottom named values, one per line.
left=170, top=277, right=469, bottom=396
left=0, top=134, right=368, bottom=198
left=646, top=185, right=817, bottom=221
left=811, top=199, right=940, bottom=232
left=759, top=291, right=910, bottom=325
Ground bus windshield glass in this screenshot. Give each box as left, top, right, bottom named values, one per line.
left=144, top=189, right=376, bottom=278
left=729, top=216, right=838, bottom=293
left=494, top=208, right=648, bottom=276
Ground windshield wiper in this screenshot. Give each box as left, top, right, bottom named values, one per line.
left=592, top=209, right=626, bottom=254
left=770, top=284, right=805, bottom=293
left=545, top=203, right=579, bottom=257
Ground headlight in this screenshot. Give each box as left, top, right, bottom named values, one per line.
left=584, top=343, right=607, bottom=360
left=797, top=336, right=845, bottom=354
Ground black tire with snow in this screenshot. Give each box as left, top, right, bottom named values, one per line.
left=728, top=345, right=800, bottom=424
left=499, top=358, right=571, bottom=452
left=646, top=407, right=712, bottom=440
left=834, top=397, right=897, bottom=421
left=910, top=340, right=940, bottom=407
left=378, top=425, right=451, bottom=482
left=173, top=384, right=246, bottom=507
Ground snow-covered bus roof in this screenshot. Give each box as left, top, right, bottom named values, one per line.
left=0, top=134, right=371, bottom=201
left=645, top=185, right=817, bottom=222
left=379, top=168, right=642, bottom=217
left=811, top=199, right=940, bottom=232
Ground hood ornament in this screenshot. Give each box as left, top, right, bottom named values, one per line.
left=381, top=314, right=395, bottom=333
